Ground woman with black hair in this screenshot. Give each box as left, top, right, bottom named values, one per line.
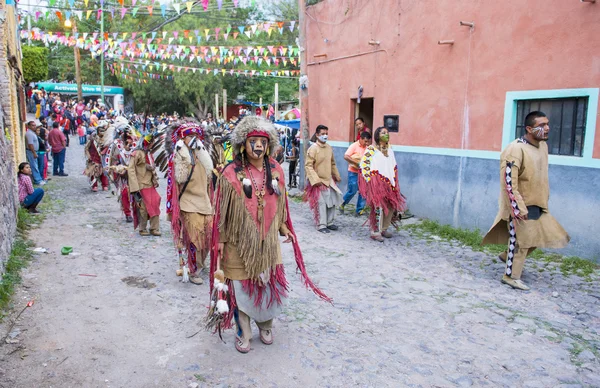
left=17, top=162, right=45, bottom=213
left=359, top=126, right=406, bottom=242
left=208, top=116, right=330, bottom=354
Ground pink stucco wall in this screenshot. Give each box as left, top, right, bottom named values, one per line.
left=305, top=0, right=600, bottom=157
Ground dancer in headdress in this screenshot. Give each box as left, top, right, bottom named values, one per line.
left=127, top=131, right=162, bottom=236
left=206, top=116, right=331, bottom=353
left=84, top=120, right=110, bottom=192
left=164, top=122, right=214, bottom=284
left=107, top=118, right=138, bottom=223
left=359, top=126, right=406, bottom=242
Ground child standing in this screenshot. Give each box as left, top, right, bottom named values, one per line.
left=77, top=123, right=87, bottom=145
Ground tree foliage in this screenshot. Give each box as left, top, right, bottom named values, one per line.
left=22, top=46, right=49, bottom=83
left=27, top=0, right=299, bottom=117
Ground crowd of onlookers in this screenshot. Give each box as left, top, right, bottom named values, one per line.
left=20, top=86, right=118, bottom=214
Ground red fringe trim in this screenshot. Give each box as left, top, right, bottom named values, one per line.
left=241, top=264, right=289, bottom=309
left=359, top=170, right=406, bottom=231
left=208, top=184, right=332, bottom=336
left=285, top=196, right=333, bottom=303
left=209, top=184, right=222, bottom=298
left=303, top=183, right=327, bottom=226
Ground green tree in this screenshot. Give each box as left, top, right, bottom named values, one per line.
left=22, top=46, right=49, bottom=83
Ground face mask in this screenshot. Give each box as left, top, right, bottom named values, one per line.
left=318, top=135, right=328, bottom=143
left=379, top=134, right=390, bottom=143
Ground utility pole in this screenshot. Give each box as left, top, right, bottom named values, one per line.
left=222, top=89, right=227, bottom=121
left=259, top=97, right=263, bottom=116
left=214, top=93, right=219, bottom=120
left=73, top=21, right=83, bottom=101
left=100, top=4, right=105, bottom=104
left=299, top=0, right=309, bottom=156
left=27, top=15, right=31, bottom=46
left=274, top=82, right=279, bottom=121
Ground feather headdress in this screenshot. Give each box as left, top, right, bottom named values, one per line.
left=231, top=116, right=279, bottom=156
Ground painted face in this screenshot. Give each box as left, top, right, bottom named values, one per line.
left=245, top=136, right=268, bottom=161
left=528, top=117, right=550, bottom=141
left=184, top=135, right=197, bottom=149
left=379, top=128, right=390, bottom=144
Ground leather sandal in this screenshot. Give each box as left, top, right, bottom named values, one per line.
left=235, top=337, right=251, bottom=353
left=370, top=234, right=384, bottom=242
left=259, top=329, right=273, bottom=345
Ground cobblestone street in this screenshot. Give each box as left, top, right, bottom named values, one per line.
left=0, top=142, right=598, bottom=388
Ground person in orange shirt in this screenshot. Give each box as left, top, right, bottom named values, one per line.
left=340, top=131, right=371, bottom=216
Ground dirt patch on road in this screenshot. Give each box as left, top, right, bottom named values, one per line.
left=121, top=276, right=156, bottom=289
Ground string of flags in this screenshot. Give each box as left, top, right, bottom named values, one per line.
left=110, top=60, right=300, bottom=79
left=23, top=22, right=297, bottom=43
left=28, top=0, right=295, bottom=28
left=23, top=29, right=300, bottom=68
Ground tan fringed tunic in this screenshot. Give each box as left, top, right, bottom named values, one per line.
left=483, top=139, right=570, bottom=249
left=217, top=160, right=290, bottom=281
left=305, top=142, right=341, bottom=186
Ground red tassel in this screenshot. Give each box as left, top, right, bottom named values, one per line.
left=241, top=264, right=289, bottom=308
left=285, top=196, right=332, bottom=303
left=209, top=185, right=222, bottom=296
left=358, top=168, right=406, bottom=231
left=303, top=183, right=327, bottom=226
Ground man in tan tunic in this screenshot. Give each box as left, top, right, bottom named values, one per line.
left=167, top=122, right=214, bottom=284
left=304, top=125, right=342, bottom=233
left=128, top=139, right=161, bottom=236
left=483, top=111, right=570, bottom=290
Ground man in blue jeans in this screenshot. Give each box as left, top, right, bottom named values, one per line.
left=25, top=121, right=45, bottom=185
left=340, top=131, right=371, bottom=216
left=48, top=122, right=68, bottom=176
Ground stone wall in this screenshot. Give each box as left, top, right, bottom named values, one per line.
left=0, top=1, right=26, bottom=166
left=0, top=105, right=18, bottom=274
left=0, top=2, right=25, bottom=273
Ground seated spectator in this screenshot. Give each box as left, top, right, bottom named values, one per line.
left=18, top=162, right=44, bottom=213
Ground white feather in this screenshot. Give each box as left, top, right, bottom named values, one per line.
left=272, top=179, right=281, bottom=196
left=182, top=265, right=190, bottom=283
left=216, top=299, right=229, bottom=314
left=243, top=178, right=251, bottom=186
left=194, top=146, right=214, bottom=176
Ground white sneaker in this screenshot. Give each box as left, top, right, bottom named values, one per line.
left=37, top=180, right=47, bottom=186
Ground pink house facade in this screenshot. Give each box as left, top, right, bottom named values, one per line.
left=304, top=0, right=600, bottom=259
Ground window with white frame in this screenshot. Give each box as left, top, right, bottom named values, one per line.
left=515, top=97, right=588, bottom=157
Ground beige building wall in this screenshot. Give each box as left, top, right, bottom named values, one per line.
left=0, top=1, right=26, bottom=164
left=0, top=1, right=26, bottom=272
